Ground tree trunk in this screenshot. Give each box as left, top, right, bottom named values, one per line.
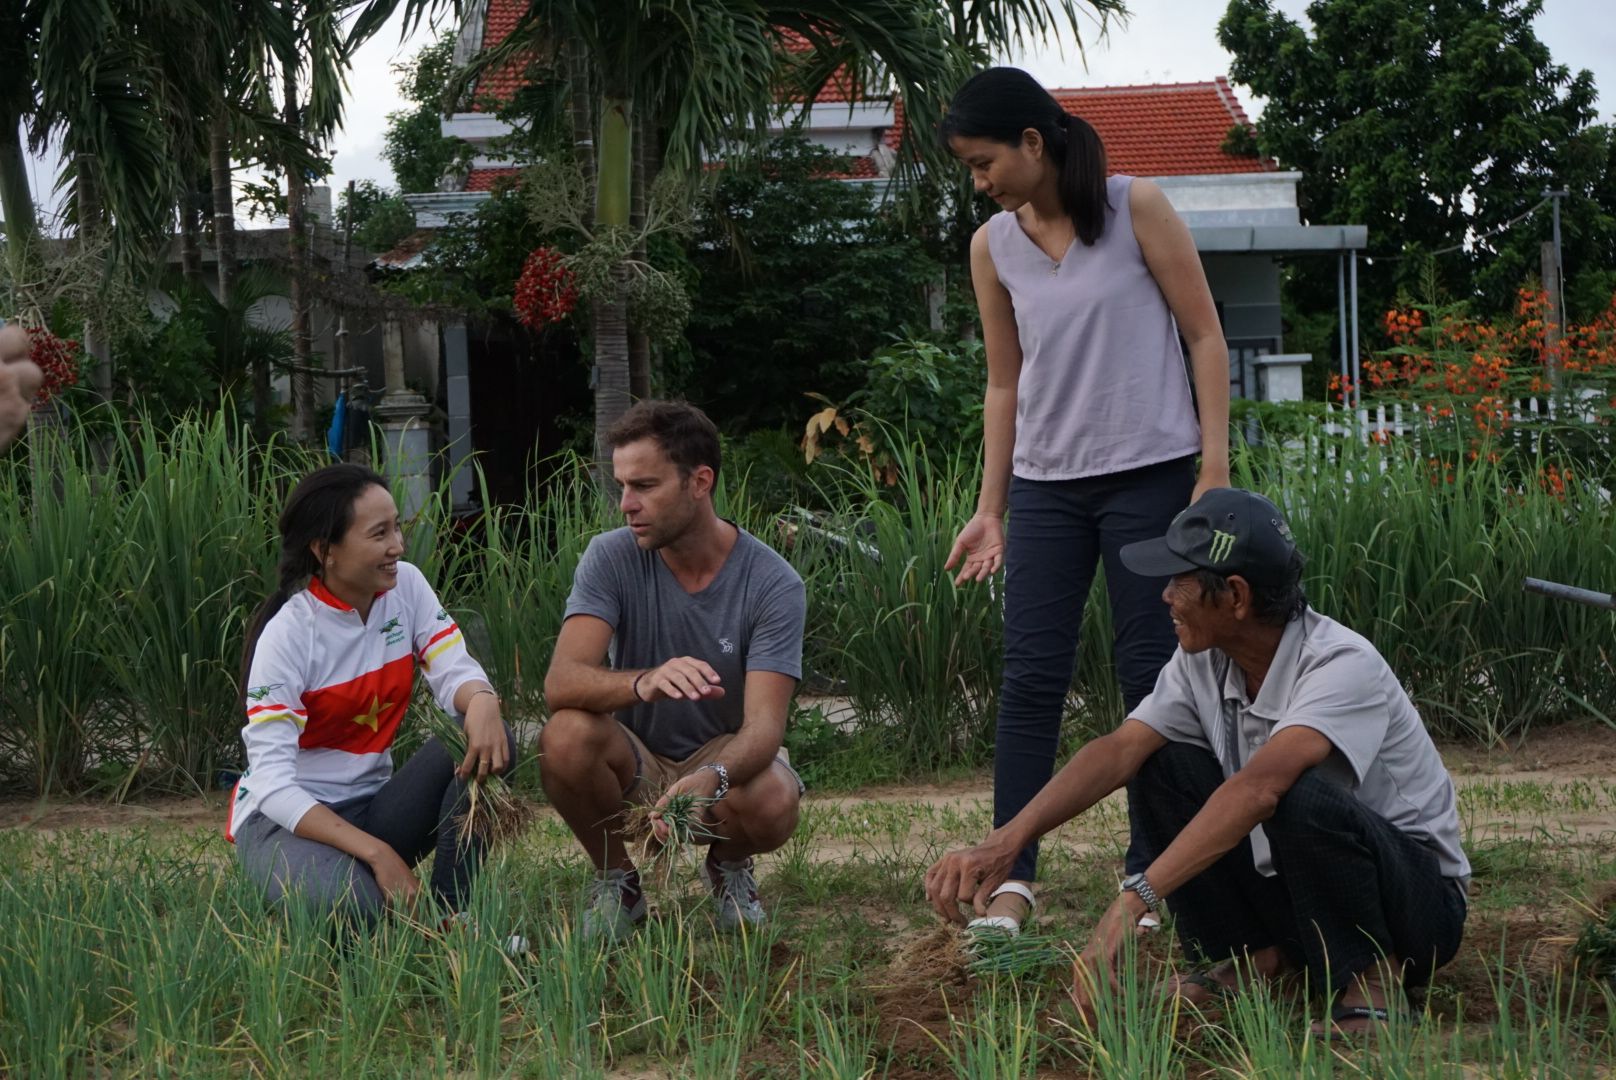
left=178, top=181, right=203, bottom=290
left=211, top=115, right=262, bottom=435
left=284, top=68, right=315, bottom=444
left=596, top=96, right=632, bottom=229
left=0, top=106, right=39, bottom=293
left=592, top=279, right=631, bottom=470
left=566, top=36, right=594, bottom=192
left=591, top=94, right=634, bottom=479
left=628, top=107, right=651, bottom=402
left=75, top=155, right=112, bottom=401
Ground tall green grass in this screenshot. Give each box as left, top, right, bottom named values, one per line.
left=443, top=461, right=613, bottom=717
left=0, top=429, right=122, bottom=792
left=3, top=412, right=1612, bottom=795
left=0, top=412, right=335, bottom=793
left=793, top=442, right=1006, bottom=772
left=1240, top=433, right=1616, bottom=741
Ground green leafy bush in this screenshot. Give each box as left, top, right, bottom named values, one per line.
left=677, top=132, right=942, bottom=429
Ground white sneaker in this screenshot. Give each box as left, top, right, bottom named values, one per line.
left=581, top=868, right=647, bottom=943
left=701, top=854, right=766, bottom=930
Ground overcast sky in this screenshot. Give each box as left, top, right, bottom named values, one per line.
left=11, top=0, right=1614, bottom=224
left=315, top=0, right=1612, bottom=196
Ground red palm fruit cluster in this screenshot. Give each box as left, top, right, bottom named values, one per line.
left=513, top=247, right=579, bottom=332
left=26, top=326, right=80, bottom=406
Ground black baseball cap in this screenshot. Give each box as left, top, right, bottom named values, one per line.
left=1120, top=488, right=1297, bottom=587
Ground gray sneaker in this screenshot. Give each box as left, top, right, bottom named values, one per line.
left=581, top=869, right=646, bottom=943
left=701, top=855, right=766, bottom=930
left=442, top=911, right=530, bottom=958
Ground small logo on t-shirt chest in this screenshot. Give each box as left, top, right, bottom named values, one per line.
left=377, top=617, right=406, bottom=647
left=718, top=637, right=735, bottom=654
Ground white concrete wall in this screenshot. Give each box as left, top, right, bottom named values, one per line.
left=1154, top=172, right=1302, bottom=228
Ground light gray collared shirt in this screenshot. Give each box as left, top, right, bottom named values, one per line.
left=1132, top=608, right=1470, bottom=885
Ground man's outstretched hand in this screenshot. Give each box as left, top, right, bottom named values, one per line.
left=0, top=324, right=43, bottom=451
left=923, top=833, right=1018, bottom=925
left=638, top=656, right=725, bottom=703
left=1067, top=891, right=1152, bottom=1021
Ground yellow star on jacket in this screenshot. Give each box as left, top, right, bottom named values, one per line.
left=351, top=694, right=394, bottom=733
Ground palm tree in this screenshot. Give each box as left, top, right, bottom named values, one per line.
left=0, top=5, right=41, bottom=277
left=194, top=0, right=354, bottom=441
left=0, top=1, right=237, bottom=398
left=208, top=0, right=296, bottom=436
left=353, top=0, right=1125, bottom=467
left=272, top=1, right=357, bottom=443
left=1, top=4, right=189, bottom=288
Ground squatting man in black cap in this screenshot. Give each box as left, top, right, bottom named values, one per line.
left=925, top=488, right=1470, bottom=1037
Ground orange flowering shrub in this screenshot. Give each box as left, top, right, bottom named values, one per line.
left=1343, top=290, right=1616, bottom=494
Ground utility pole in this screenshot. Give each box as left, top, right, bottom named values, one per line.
left=1541, top=188, right=1567, bottom=391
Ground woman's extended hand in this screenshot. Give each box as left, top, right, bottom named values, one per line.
left=923, top=832, right=1018, bottom=924
left=1190, top=462, right=1230, bottom=506
left=366, top=845, right=421, bottom=905
left=459, top=695, right=509, bottom=781
left=945, top=513, right=1006, bottom=586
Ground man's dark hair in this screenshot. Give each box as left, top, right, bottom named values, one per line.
left=606, top=399, right=722, bottom=479
left=1193, top=549, right=1309, bottom=627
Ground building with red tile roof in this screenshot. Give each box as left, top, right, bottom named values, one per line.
left=414, top=0, right=1368, bottom=405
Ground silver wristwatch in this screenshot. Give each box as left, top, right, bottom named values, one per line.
left=698, top=761, right=730, bottom=800
left=1120, top=871, right=1161, bottom=914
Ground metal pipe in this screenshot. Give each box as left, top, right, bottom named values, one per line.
left=1523, top=577, right=1616, bottom=611
left=1337, top=253, right=1348, bottom=392
left=1348, top=251, right=1361, bottom=408
left=1547, top=188, right=1568, bottom=350
left=280, top=363, right=366, bottom=378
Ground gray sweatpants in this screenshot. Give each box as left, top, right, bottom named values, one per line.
left=235, top=731, right=516, bottom=922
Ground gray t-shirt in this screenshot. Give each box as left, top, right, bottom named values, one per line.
left=562, top=525, right=806, bottom=760
left=1132, top=608, right=1470, bottom=883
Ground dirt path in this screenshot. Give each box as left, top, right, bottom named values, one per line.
left=4, top=721, right=1615, bottom=836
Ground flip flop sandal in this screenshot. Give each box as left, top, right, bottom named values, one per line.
left=965, top=881, right=1035, bottom=937
left=1171, top=969, right=1242, bottom=1004
left=1315, top=1004, right=1395, bottom=1042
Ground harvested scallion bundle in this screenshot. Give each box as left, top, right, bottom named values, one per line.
left=621, top=790, right=721, bottom=883
left=964, top=928, right=1070, bottom=979
left=417, top=708, right=532, bottom=849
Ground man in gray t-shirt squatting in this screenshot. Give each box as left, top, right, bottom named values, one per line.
left=926, top=489, right=1469, bottom=1039
left=542, top=401, right=807, bottom=941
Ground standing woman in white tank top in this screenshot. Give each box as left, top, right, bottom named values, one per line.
left=937, top=68, right=1230, bottom=933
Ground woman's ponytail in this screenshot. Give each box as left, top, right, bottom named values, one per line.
left=1057, top=113, right=1109, bottom=246
left=237, top=552, right=316, bottom=696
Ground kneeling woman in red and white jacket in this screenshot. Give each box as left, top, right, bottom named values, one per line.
left=229, top=463, right=514, bottom=920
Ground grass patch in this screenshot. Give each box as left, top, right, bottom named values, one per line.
left=1, top=783, right=1613, bottom=1077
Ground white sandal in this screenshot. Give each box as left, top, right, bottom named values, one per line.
left=965, top=881, right=1035, bottom=936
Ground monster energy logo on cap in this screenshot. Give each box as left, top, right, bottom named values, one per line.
left=1118, top=488, right=1299, bottom=588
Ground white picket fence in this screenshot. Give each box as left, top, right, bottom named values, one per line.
left=1315, top=386, right=1611, bottom=462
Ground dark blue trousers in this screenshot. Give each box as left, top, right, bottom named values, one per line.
left=994, top=456, right=1194, bottom=882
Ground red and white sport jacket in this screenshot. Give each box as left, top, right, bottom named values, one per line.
left=227, top=561, right=487, bottom=840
